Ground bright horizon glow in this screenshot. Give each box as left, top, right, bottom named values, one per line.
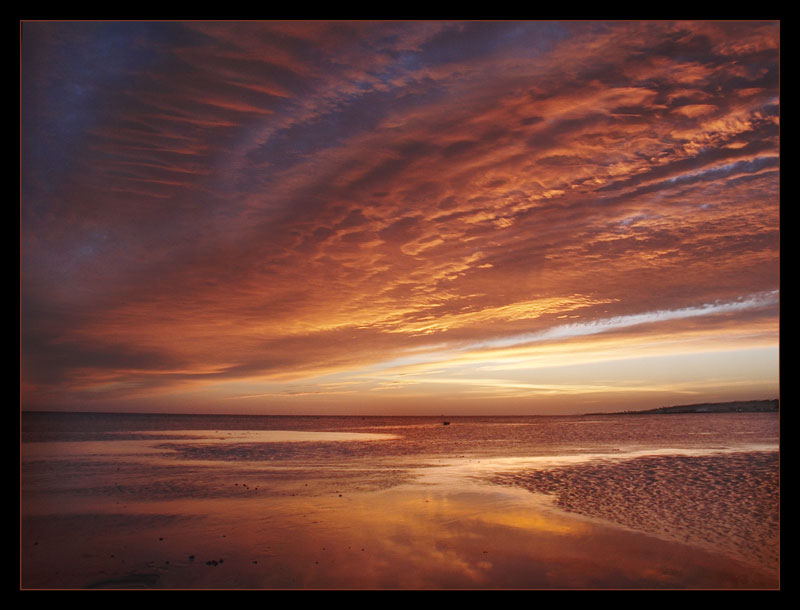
left=21, top=21, right=779, bottom=415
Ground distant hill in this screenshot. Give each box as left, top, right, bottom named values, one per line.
left=609, top=399, right=779, bottom=415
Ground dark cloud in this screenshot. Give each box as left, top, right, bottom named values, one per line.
left=442, top=140, right=481, bottom=157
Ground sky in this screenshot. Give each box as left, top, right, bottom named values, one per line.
left=20, top=20, right=780, bottom=415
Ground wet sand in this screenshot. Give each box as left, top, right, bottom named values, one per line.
left=21, top=462, right=778, bottom=589
left=490, top=451, right=780, bottom=574
left=20, top=413, right=780, bottom=589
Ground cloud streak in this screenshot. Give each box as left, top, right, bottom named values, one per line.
left=20, top=20, right=779, bottom=414
left=474, top=290, right=779, bottom=350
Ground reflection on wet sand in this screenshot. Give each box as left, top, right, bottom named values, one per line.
left=21, top=415, right=779, bottom=589
left=21, top=475, right=777, bottom=589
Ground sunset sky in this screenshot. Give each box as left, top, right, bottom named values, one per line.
left=20, top=20, right=779, bottom=415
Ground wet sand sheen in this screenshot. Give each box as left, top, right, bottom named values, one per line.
left=20, top=413, right=780, bottom=589
left=21, top=478, right=777, bottom=590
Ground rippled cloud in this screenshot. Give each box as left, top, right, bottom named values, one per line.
left=20, top=20, right=779, bottom=413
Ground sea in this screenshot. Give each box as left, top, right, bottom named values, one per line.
left=20, top=411, right=780, bottom=589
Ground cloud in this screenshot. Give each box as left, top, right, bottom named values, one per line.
left=20, top=21, right=780, bottom=412
left=469, top=291, right=779, bottom=350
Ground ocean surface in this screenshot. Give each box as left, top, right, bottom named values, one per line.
left=20, top=411, right=780, bottom=589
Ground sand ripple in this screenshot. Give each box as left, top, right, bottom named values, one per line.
left=489, top=451, right=779, bottom=572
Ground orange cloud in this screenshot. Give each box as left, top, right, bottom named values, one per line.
left=21, top=21, right=779, bottom=413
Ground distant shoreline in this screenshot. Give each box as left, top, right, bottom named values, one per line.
left=21, top=400, right=780, bottom=419
left=600, top=399, right=779, bottom=416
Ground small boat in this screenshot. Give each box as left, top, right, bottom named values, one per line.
left=443, top=421, right=450, bottom=426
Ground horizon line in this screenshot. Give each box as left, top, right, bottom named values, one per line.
left=19, top=397, right=779, bottom=419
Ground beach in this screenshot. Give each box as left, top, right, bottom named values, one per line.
left=20, top=412, right=779, bottom=589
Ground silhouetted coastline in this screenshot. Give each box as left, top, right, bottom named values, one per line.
left=604, top=399, right=779, bottom=415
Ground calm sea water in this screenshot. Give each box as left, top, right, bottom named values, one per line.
left=20, top=411, right=779, bottom=589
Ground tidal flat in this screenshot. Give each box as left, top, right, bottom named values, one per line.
left=20, top=411, right=779, bottom=589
